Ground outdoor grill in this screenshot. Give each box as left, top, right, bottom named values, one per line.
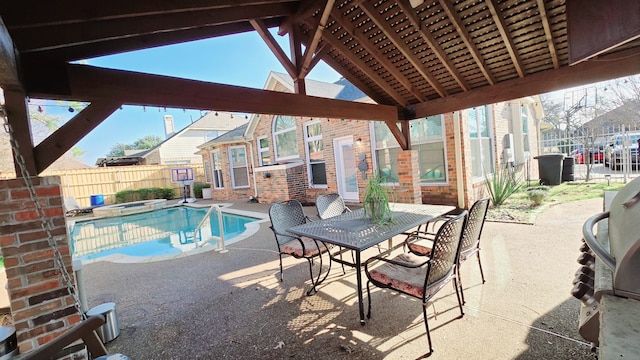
left=576, top=176, right=640, bottom=350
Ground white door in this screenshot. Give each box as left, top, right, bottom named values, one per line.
left=334, top=137, right=359, bottom=201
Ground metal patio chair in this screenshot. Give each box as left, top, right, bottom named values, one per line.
left=269, top=199, right=332, bottom=296
left=404, top=197, right=490, bottom=304
left=315, top=193, right=352, bottom=273
left=365, top=211, right=467, bottom=356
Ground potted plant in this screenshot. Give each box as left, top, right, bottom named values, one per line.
left=363, top=175, right=393, bottom=225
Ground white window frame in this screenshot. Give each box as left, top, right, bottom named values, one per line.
left=257, top=136, right=270, bottom=166
left=210, top=150, right=224, bottom=189
left=303, top=120, right=327, bottom=188
left=468, top=106, right=495, bottom=181
left=272, top=115, right=299, bottom=161
left=229, top=145, right=250, bottom=189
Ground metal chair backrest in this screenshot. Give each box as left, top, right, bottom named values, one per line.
left=269, top=199, right=307, bottom=245
left=316, top=193, right=350, bottom=219
left=460, top=197, right=490, bottom=253
left=425, top=211, right=467, bottom=288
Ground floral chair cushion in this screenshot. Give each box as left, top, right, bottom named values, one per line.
left=282, top=237, right=330, bottom=257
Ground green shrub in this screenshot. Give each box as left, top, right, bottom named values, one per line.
left=484, top=166, right=523, bottom=207
left=526, top=186, right=550, bottom=206
left=193, top=183, right=211, bottom=198
left=115, top=187, right=175, bottom=203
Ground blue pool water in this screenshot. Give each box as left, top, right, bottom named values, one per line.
left=70, top=207, right=257, bottom=261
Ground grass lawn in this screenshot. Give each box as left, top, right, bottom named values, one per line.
left=486, top=181, right=626, bottom=223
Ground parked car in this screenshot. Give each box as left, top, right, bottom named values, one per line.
left=604, top=132, right=640, bottom=170
left=572, top=147, right=604, bottom=164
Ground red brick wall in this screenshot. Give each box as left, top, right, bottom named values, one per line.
left=0, top=176, right=82, bottom=356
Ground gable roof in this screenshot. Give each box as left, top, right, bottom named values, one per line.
left=245, top=72, right=369, bottom=137
left=198, top=123, right=249, bottom=149
left=143, top=111, right=248, bottom=156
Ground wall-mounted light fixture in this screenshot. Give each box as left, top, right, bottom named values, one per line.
left=356, top=138, right=362, bottom=145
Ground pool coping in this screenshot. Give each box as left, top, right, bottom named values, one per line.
left=68, top=200, right=270, bottom=265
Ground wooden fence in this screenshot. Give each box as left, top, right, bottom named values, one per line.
left=37, top=165, right=206, bottom=207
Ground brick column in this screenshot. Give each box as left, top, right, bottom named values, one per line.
left=0, top=176, right=82, bottom=356
left=396, top=150, right=421, bottom=204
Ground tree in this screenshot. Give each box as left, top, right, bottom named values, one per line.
left=106, top=135, right=162, bottom=157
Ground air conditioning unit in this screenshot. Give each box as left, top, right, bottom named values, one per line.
left=503, top=148, right=515, bottom=163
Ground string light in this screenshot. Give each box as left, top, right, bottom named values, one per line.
left=68, top=106, right=74, bottom=113
left=38, top=106, right=43, bottom=113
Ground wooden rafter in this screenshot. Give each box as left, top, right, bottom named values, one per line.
left=299, top=0, right=334, bottom=78
left=1, top=0, right=295, bottom=29
left=486, top=0, right=525, bottom=77
left=438, top=0, right=495, bottom=85
left=34, top=102, right=121, bottom=173
left=329, top=6, right=427, bottom=102
left=410, top=47, right=640, bottom=118
left=250, top=19, right=297, bottom=79
left=535, top=0, right=559, bottom=69
left=313, top=26, right=409, bottom=106
left=313, top=49, right=396, bottom=106
left=62, top=64, right=400, bottom=122
left=10, top=4, right=294, bottom=53
left=395, top=0, right=468, bottom=92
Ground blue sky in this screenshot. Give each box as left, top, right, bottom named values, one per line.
left=37, top=30, right=342, bottom=165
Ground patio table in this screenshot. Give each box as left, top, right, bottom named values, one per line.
left=287, top=202, right=455, bottom=325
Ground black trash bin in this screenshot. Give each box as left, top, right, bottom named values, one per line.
left=562, top=156, right=575, bottom=182
left=534, top=153, right=564, bottom=185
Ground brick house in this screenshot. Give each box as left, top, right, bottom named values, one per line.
left=197, top=72, right=542, bottom=209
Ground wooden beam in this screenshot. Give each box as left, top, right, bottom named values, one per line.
left=0, top=0, right=294, bottom=29
left=33, top=101, right=120, bottom=173
left=567, top=0, right=640, bottom=64
left=19, top=19, right=282, bottom=62
left=250, top=19, right=297, bottom=80
left=3, top=90, right=36, bottom=176
left=0, top=16, right=20, bottom=90
left=288, top=24, right=306, bottom=94
left=62, top=64, right=400, bottom=122
left=409, top=48, right=640, bottom=118
left=330, top=6, right=427, bottom=102
left=299, top=0, right=334, bottom=78
left=384, top=119, right=408, bottom=150
left=535, top=0, right=559, bottom=69
left=486, top=0, right=525, bottom=77
left=11, top=4, right=295, bottom=53
left=438, top=0, right=495, bottom=85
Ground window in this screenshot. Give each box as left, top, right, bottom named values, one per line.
left=372, top=115, right=446, bottom=184
left=273, top=115, right=298, bottom=160
left=304, top=121, right=327, bottom=187
left=521, top=106, right=530, bottom=152
left=257, top=137, right=270, bottom=166
left=205, top=131, right=219, bottom=142
left=468, top=106, right=495, bottom=179
left=211, top=150, right=223, bottom=189
left=229, top=146, right=249, bottom=188
left=204, top=158, right=212, bottom=183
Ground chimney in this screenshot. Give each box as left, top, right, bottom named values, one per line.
left=164, top=115, right=175, bottom=138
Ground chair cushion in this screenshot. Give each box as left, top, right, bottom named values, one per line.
left=282, top=237, right=330, bottom=257
left=406, top=242, right=433, bottom=257
left=368, top=253, right=428, bottom=299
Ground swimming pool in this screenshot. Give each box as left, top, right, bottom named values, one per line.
left=70, top=206, right=259, bottom=262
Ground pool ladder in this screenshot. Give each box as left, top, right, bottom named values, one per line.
left=193, top=204, right=227, bottom=253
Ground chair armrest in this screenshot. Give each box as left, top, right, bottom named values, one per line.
left=22, top=315, right=108, bottom=360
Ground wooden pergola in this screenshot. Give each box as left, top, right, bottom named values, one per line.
left=1, top=0, right=639, bottom=175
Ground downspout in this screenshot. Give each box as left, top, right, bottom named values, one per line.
left=453, top=111, right=465, bottom=209
left=244, top=139, right=258, bottom=199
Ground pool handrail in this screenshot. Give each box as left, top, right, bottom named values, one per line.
left=193, top=204, right=227, bottom=253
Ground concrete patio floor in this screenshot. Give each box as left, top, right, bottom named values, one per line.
left=81, top=198, right=601, bottom=359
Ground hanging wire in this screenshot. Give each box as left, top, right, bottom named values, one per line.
left=0, top=105, right=86, bottom=320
